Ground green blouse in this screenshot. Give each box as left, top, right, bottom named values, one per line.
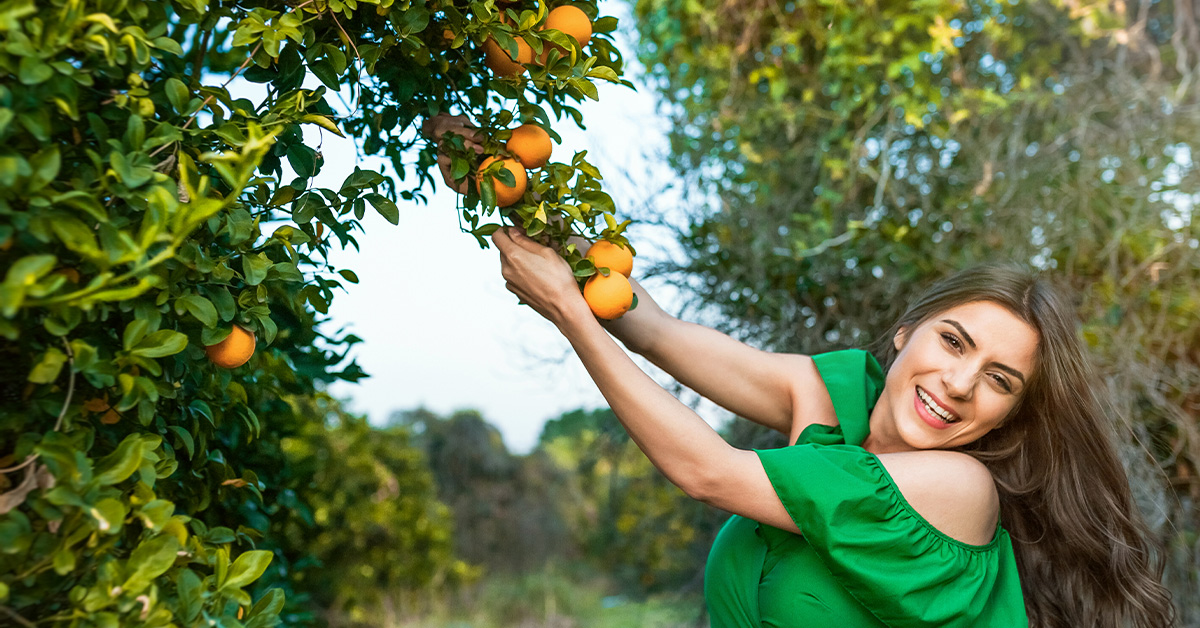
left=703, top=350, right=1028, bottom=627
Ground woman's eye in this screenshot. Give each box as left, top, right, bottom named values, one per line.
left=941, top=333, right=961, bottom=351
left=991, top=374, right=1013, bottom=392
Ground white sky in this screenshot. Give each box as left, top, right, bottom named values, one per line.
left=292, top=3, right=732, bottom=453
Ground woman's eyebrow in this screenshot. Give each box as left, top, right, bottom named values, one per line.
left=942, top=318, right=1027, bottom=384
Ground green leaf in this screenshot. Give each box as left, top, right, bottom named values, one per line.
left=167, top=425, right=195, bottom=459
left=286, top=144, right=317, bottom=178
left=28, top=347, right=67, bottom=383
left=337, top=269, right=359, bottom=284
left=165, top=78, right=189, bottom=113
left=242, top=253, right=272, bottom=285
left=123, top=319, right=150, bottom=351
left=94, top=435, right=145, bottom=485
left=137, top=499, right=175, bottom=530
left=4, top=254, right=56, bottom=288
left=131, top=330, right=188, bottom=358
left=50, top=216, right=100, bottom=256
left=246, top=589, right=285, bottom=628
left=178, top=295, right=218, bottom=328
left=122, top=535, right=182, bottom=594
left=53, top=547, right=76, bottom=575
left=365, top=193, right=399, bottom=225
left=28, top=147, right=61, bottom=191
left=18, top=56, right=53, bottom=85
left=88, top=497, right=126, bottom=534
left=222, top=550, right=274, bottom=591
left=299, top=114, right=345, bottom=138
left=176, top=569, right=203, bottom=623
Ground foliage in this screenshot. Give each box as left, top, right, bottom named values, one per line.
left=538, top=408, right=716, bottom=593
left=393, top=408, right=576, bottom=573
left=0, top=0, right=630, bottom=624
left=270, top=397, right=466, bottom=626
left=634, top=0, right=1200, bottom=618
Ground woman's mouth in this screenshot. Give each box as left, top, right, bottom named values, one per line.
left=914, top=386, right=961, bottom=429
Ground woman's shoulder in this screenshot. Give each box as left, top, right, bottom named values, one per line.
left=873, top=450, right=1000, bottom=547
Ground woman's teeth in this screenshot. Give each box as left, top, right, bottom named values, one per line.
left=917, top=388, right=959, bottom=423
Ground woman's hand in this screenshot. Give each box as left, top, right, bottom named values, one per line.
left=421, top=113, right=484, bottom=194
left=492, top=227, right=590, bottom=328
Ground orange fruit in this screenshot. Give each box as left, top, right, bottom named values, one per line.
left=506, top=124, right=553, bottom=168
left=54, top=267, right=81, bottom=283
left=476, top=156, right=528, bottom=206
left=587, top=240, right=633, bottom=277
left=483, top=36, right=533, bottom=77
left=540, top=5, right=592, bottom=62
left=205, top=325, right=256, bottom=369
left=583, top=272, right=633, bottom=320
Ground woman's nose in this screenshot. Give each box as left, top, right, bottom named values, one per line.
left=942, top=368, right=975, bottom=399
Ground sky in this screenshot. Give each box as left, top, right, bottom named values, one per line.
left=289, top=3, right=731, bottom=453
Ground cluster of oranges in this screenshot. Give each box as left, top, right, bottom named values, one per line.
left=583, top=240, right=635, bottom=320
left=477, top=122, right=552, bottom=207
left=448, top=4, right=636, bottom=320
left=482, top=4, right=593, bottom=78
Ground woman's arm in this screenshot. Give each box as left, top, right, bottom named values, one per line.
left=421, top=115, right=818, bottom=435
left=562, top=237, right=822, bottom=436
left=493, top=228, right=1000, bottom=545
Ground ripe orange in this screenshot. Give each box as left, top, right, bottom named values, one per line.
left=587, top=240, right=633, bottom=277
left=205, top=325, right=256, bottom=369
left=506, top=124, right=553, bottom=168
left=542, top=5, right=593, bottom=58
left=483, top=36, right=533, bottom=77
left=55, top=267, right=82, bottom=283
left=583, top=272, right=633, bottom=320
left=476, top=156, right=528, bottom=206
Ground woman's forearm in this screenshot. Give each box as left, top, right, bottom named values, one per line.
left=554, top=302, right=732, bottom=498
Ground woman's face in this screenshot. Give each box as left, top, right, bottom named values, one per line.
left=876, top=300, right=1039, bottom=452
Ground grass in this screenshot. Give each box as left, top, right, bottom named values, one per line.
left=355, top=563, right=706, bottom=628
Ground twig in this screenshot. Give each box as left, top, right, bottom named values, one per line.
left=0, top=338, right=75, bottom=476
left=0, top=606, right=35, bottom=628
left=328, top=9, right=361, bottom=61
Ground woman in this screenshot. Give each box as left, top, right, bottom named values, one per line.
left=424, top=119, right=1175, bottom=626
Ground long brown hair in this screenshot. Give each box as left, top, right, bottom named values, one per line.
left=872, top=264, right=1175, bottom=627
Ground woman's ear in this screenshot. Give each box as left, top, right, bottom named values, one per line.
left=893, top=326, right=908, bottom=351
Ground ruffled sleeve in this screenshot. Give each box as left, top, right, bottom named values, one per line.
left=755, top=443, right=1024, bottom=627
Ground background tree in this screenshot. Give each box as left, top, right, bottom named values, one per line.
left=633, top=0, right=1200, bottom=618
left=0, top=0, right=630, bottom=625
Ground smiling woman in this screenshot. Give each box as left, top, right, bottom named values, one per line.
left=442, top=147, right=1180, bottom=625
left=867, top=266, right=1178, bottom=627
left=486, top=227, right=1176, bottom=627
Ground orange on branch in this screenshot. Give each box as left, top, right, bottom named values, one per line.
left=506, top=124, right=553, bottom=168
left=587, top=240, right=634, bottom=277
left=483, top=36, right=533, bottom=77
left=583, top=272, right=633, bottom=320
left=205, top=325, right=256, bottom=369
left=476, top=156, right=528, bottom=207
left=540, top=4, right=592, bottom=62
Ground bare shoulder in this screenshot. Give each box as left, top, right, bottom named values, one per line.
left=874, top=450, right=1000, bottom=546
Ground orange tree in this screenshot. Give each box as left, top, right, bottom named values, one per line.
left=0, top=0, right=629, bottom=625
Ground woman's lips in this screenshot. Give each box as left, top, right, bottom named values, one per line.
left=914, top=387, right=955, bottom=430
